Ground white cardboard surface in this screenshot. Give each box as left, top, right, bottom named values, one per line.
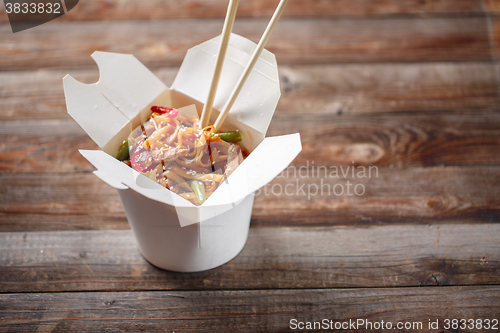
left=172, top=34, right=280, bottom=140
left=64, top=52, right=167, bottom=155
left=64, top=35, right=302, bottom=227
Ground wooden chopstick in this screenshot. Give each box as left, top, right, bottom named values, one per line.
left=199, top=0, right=240, bottom=129
left=213, top=0, right=289, bottom=133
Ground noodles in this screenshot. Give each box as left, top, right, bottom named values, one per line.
left=119, top=106, right=248, bottom=205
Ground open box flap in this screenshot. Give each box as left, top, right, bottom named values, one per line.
left=64, top=75, right=130, bottom=151
left=79, top=149, right=185, bottom=205
left=202, top=133, right=302, bottom=210
left=172, top=33, right=280, bottom=138
left=63, top=52, right=167, bottom=154
left=92, top=52, right=167, bottom=119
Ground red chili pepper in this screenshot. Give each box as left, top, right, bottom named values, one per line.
left=151, top=106, right=178, bottom=118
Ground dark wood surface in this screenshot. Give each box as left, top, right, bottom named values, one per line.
left=0, top=17, right=493, bottom=70
left=1, top=0, right=499, bottom=331
left=1, top=287, right=499, bottom=332
left=2, top=0, right=498, bottom=21
left=1, top=166, right=499, bottom=230
left=1, top=224, right=499, bottom=293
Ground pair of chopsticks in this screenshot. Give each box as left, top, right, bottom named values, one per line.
left=200, top=0, right=289, bottom=132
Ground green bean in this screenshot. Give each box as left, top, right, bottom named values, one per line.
left=117, top=138, right=130, bottom=161
left=190, top=180, right=206, bottom=205
left=211, top=130, right=243, bottom=143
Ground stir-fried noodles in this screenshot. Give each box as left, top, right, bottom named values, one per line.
left=117, top=106, right=247, bottom=205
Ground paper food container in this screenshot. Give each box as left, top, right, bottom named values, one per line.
left=63, top=33, right=302, bottom=272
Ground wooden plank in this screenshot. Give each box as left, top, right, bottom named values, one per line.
left=0, top=17, right=492, bottom=70
left=0, top=166, right=499, bottom=230
left=0, top=173, right=122, bottom=229
left=0, top=287, right=498, bottom=332
left=0, top=213, right=127, bottom=232
left=491, top=17, right=500, bottom=59
left=486, top=0, right=500, bottom=15
left=253, top=166, right=500, bottom=226
left=0, top=224, right=498, bottom=292
left=1, top=110, right=499, bottom=174
left=268, top=112, right=500, bottom=167
left=0, top=0, right=489, bottom=23
left=0, top=119, right=98, bottom=173
left=278, top=62, right=500, bottom=115
left=0, top=68, right=176, bottom=120
left=2, top=62, right=499, bottom=121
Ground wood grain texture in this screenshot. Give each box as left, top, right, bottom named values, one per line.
left=0, top=119, right=98, bottom=173
left=269, top=112, right=500, bottom=167
left=0, top=3, right=499, bottom=331
left=2, top=62, right=499, bottom=121
left=0, top=17, right=492, bottom=70
left=0, top=286, right=498, bottom=332
left=490, top=17, right=500, bottom=60
left=253, top=165, right=500, bottom=226
left=0, top=166, right=499, bottom=230
left=278, top=62, right=500, bottom=115
left=1, top=111, right=499, bottom=174
left=0, top=224, right=498, bottom=292
left=0, top=0, right=489, bottom=23
left=486, top=0, right=500, bottom=15
left=0, top=68, right=175, bottom=120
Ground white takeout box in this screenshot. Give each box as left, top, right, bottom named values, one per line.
left=64, top=34, right=302, bottom=272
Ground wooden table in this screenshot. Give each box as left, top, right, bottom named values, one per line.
left=1, top=1, right=499, bottom=331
